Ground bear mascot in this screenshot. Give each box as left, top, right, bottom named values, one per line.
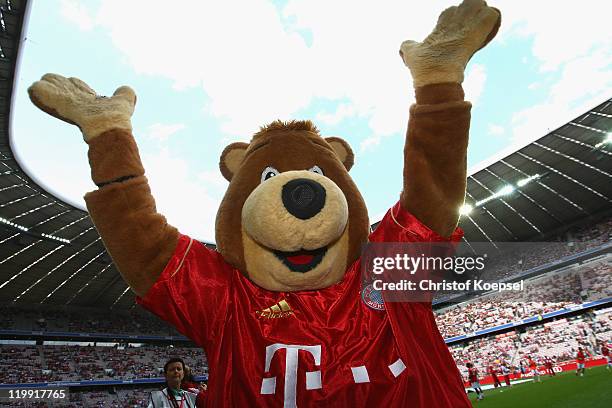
left=28, top=0, right=500, bottom=406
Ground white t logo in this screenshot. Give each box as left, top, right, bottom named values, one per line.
left=260, top=343, right=322, bottom=408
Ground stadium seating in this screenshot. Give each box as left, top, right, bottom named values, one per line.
left=435, top=256, right=610, bottom=338
left=0, top=344, right=207, bottom=384
left=451, top=309, right=612, bottom=379
left=0, top=214, right=609, bottom=407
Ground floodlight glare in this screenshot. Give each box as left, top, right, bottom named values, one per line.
left=459, top=204, right=473, bottom=216
left=595, top=132, right=612, bottom=148
left=517, top=174, right=540, bottom=187
left=497, top=185, right=515, bottom=196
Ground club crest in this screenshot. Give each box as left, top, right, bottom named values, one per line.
left=361, top=283, right=385, bottom=311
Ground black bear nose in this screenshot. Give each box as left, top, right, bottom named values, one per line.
left=282, top=178, right=326, bottom=220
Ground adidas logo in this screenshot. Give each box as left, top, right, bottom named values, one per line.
left=256, top=299, right=294, bottom=319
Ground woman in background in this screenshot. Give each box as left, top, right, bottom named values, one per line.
left=148, top=358, right=197, bottom=408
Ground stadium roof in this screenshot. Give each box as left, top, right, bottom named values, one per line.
left=1, top=0, right=611, bottom=309
left=457, top=106, right=611, bottom=244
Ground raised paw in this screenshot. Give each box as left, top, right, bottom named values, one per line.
left=28, top=74, right=137, bottom=141
left=400, top=0, right=501, bottom=87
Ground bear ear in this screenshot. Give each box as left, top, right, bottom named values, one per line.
left=220, top=142, right=249, bottom=181
left=325, top=137, right=354, bottom=172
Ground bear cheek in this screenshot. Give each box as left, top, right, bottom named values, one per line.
left=241, top=178, right=302, bottom=251
left=301, top=185, right=348, bottom=249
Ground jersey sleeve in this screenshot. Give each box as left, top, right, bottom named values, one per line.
left=370, top=202, right=467, bottom=385
left=136, top=234, right=232, bottom=347
left=369, top=201, right=463, bottom=243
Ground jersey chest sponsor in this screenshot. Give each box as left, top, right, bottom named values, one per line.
left=259, top=343, right=406, bottom=408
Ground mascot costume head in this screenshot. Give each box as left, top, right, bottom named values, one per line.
left=216, top=121, right=369, bottom=292
left=28, top=0, right=500, bottom=406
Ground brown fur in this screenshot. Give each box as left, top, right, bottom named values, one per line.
left=87, top=129, right=145, bottom=185
left=216, top=129, right=370, bottom=275
left=29, top=0, right=500, bottom=298
left=81, top=85, right=469, bottom=296
left=255, top=120, right=319, bottom=137
left=401, top=82, right=469, bottom=237
left=325, top=137, right=354, bottom=171
left=219, top=142, right=248, bottom=181
left=84, top=170, right=179, bottom=297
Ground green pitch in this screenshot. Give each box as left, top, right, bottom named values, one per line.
left=468, top=366, right=612, bottom=408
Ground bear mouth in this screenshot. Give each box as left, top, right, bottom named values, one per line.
left=273, top=247, right=328, bottom=273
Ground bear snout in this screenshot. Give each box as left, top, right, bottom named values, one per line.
left=281, top=178, right=326, bottom=220
left=242, top=170, right=348, bottom=252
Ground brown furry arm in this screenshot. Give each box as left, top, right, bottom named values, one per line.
left=84, top=129, right=179, bottom=297
left=400, top=83, right=471, bottom=238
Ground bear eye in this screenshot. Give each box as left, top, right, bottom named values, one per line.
left=309, top=165, right=324, bottom=176
left=261, top=166, right=279, bottom=183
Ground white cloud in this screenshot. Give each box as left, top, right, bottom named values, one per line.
left=359, top=135, right=382, bottom=153
left=73, top=0, right=465, bottom=141
left=52, top=0, right=612, bottom=239
left=198, top=169, right=228, bottom=191
left=316, top=104, right=357, bottom=126
left=360, top=61, right=486, bottom=152
left=488, top=123, right=505, bottom=136
left=60, top=0, right=611, bottom=141
left=141, top=148, right=221, bottom=242
left=485, top=0, right=612, bottom=145
left=144, top=123, right=186, bottom=143
left=497, top=0, right=611, bottom=72
left=463, top=64, right=487, bottom=106
left=92, top=0, right=315, bottom=137
left=527, top=82, right=540, bottom=90
left=511, top=47, right=612, bottom=145
left=60, top=0, right=95, bottom=31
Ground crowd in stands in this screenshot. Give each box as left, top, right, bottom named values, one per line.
left=0, top=215, right=609, bottom=406
left=438, top=214, right=611, bottom=292
left=2, top=311, right=609, bottom=407
left=117, top=389, right=149, bottom=408
left=581, top=261, right=612, bottom=300
left=450, top=331, right=519, bottom=376
left=452, top=309, right=612, bottom=380
left=2, top=261, right=608, bottom=343
left=1, top=215, right=609, bottom=342
left=506, top=215, right=610, bottom=272
left=517, top=215, right=607, bottom=274
left=0, top=346, right=49, bottom=384
left=0, top=344, right=207, bottom=384
left=0, top=305, right=180, bottom=337
left=435, top=256, right=611, bottom=338
left=0, top=388, right=153, bottom=407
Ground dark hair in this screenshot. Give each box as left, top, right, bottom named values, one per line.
left=184, top=365, right=196, bottom=383
left=164, top=357, right=185, bottom=374
left=466, top=362, right=472, bottom=368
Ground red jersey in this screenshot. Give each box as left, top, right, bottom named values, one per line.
left=602, top=345, right=609, bottom=357
left=528, top=359, right=537, bottom=370
left=196, top=389, right=206, bottom=408
left=138, top=202, right=468, bottom=407
left=468, top=367, right=479, bottom=383
left=576, top=351, right=586, bottom=363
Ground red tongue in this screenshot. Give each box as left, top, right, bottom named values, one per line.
left=286, top=254, right=315, bottom=265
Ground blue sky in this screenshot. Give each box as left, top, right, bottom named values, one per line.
left=11, top=0, right=612, bottom=242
